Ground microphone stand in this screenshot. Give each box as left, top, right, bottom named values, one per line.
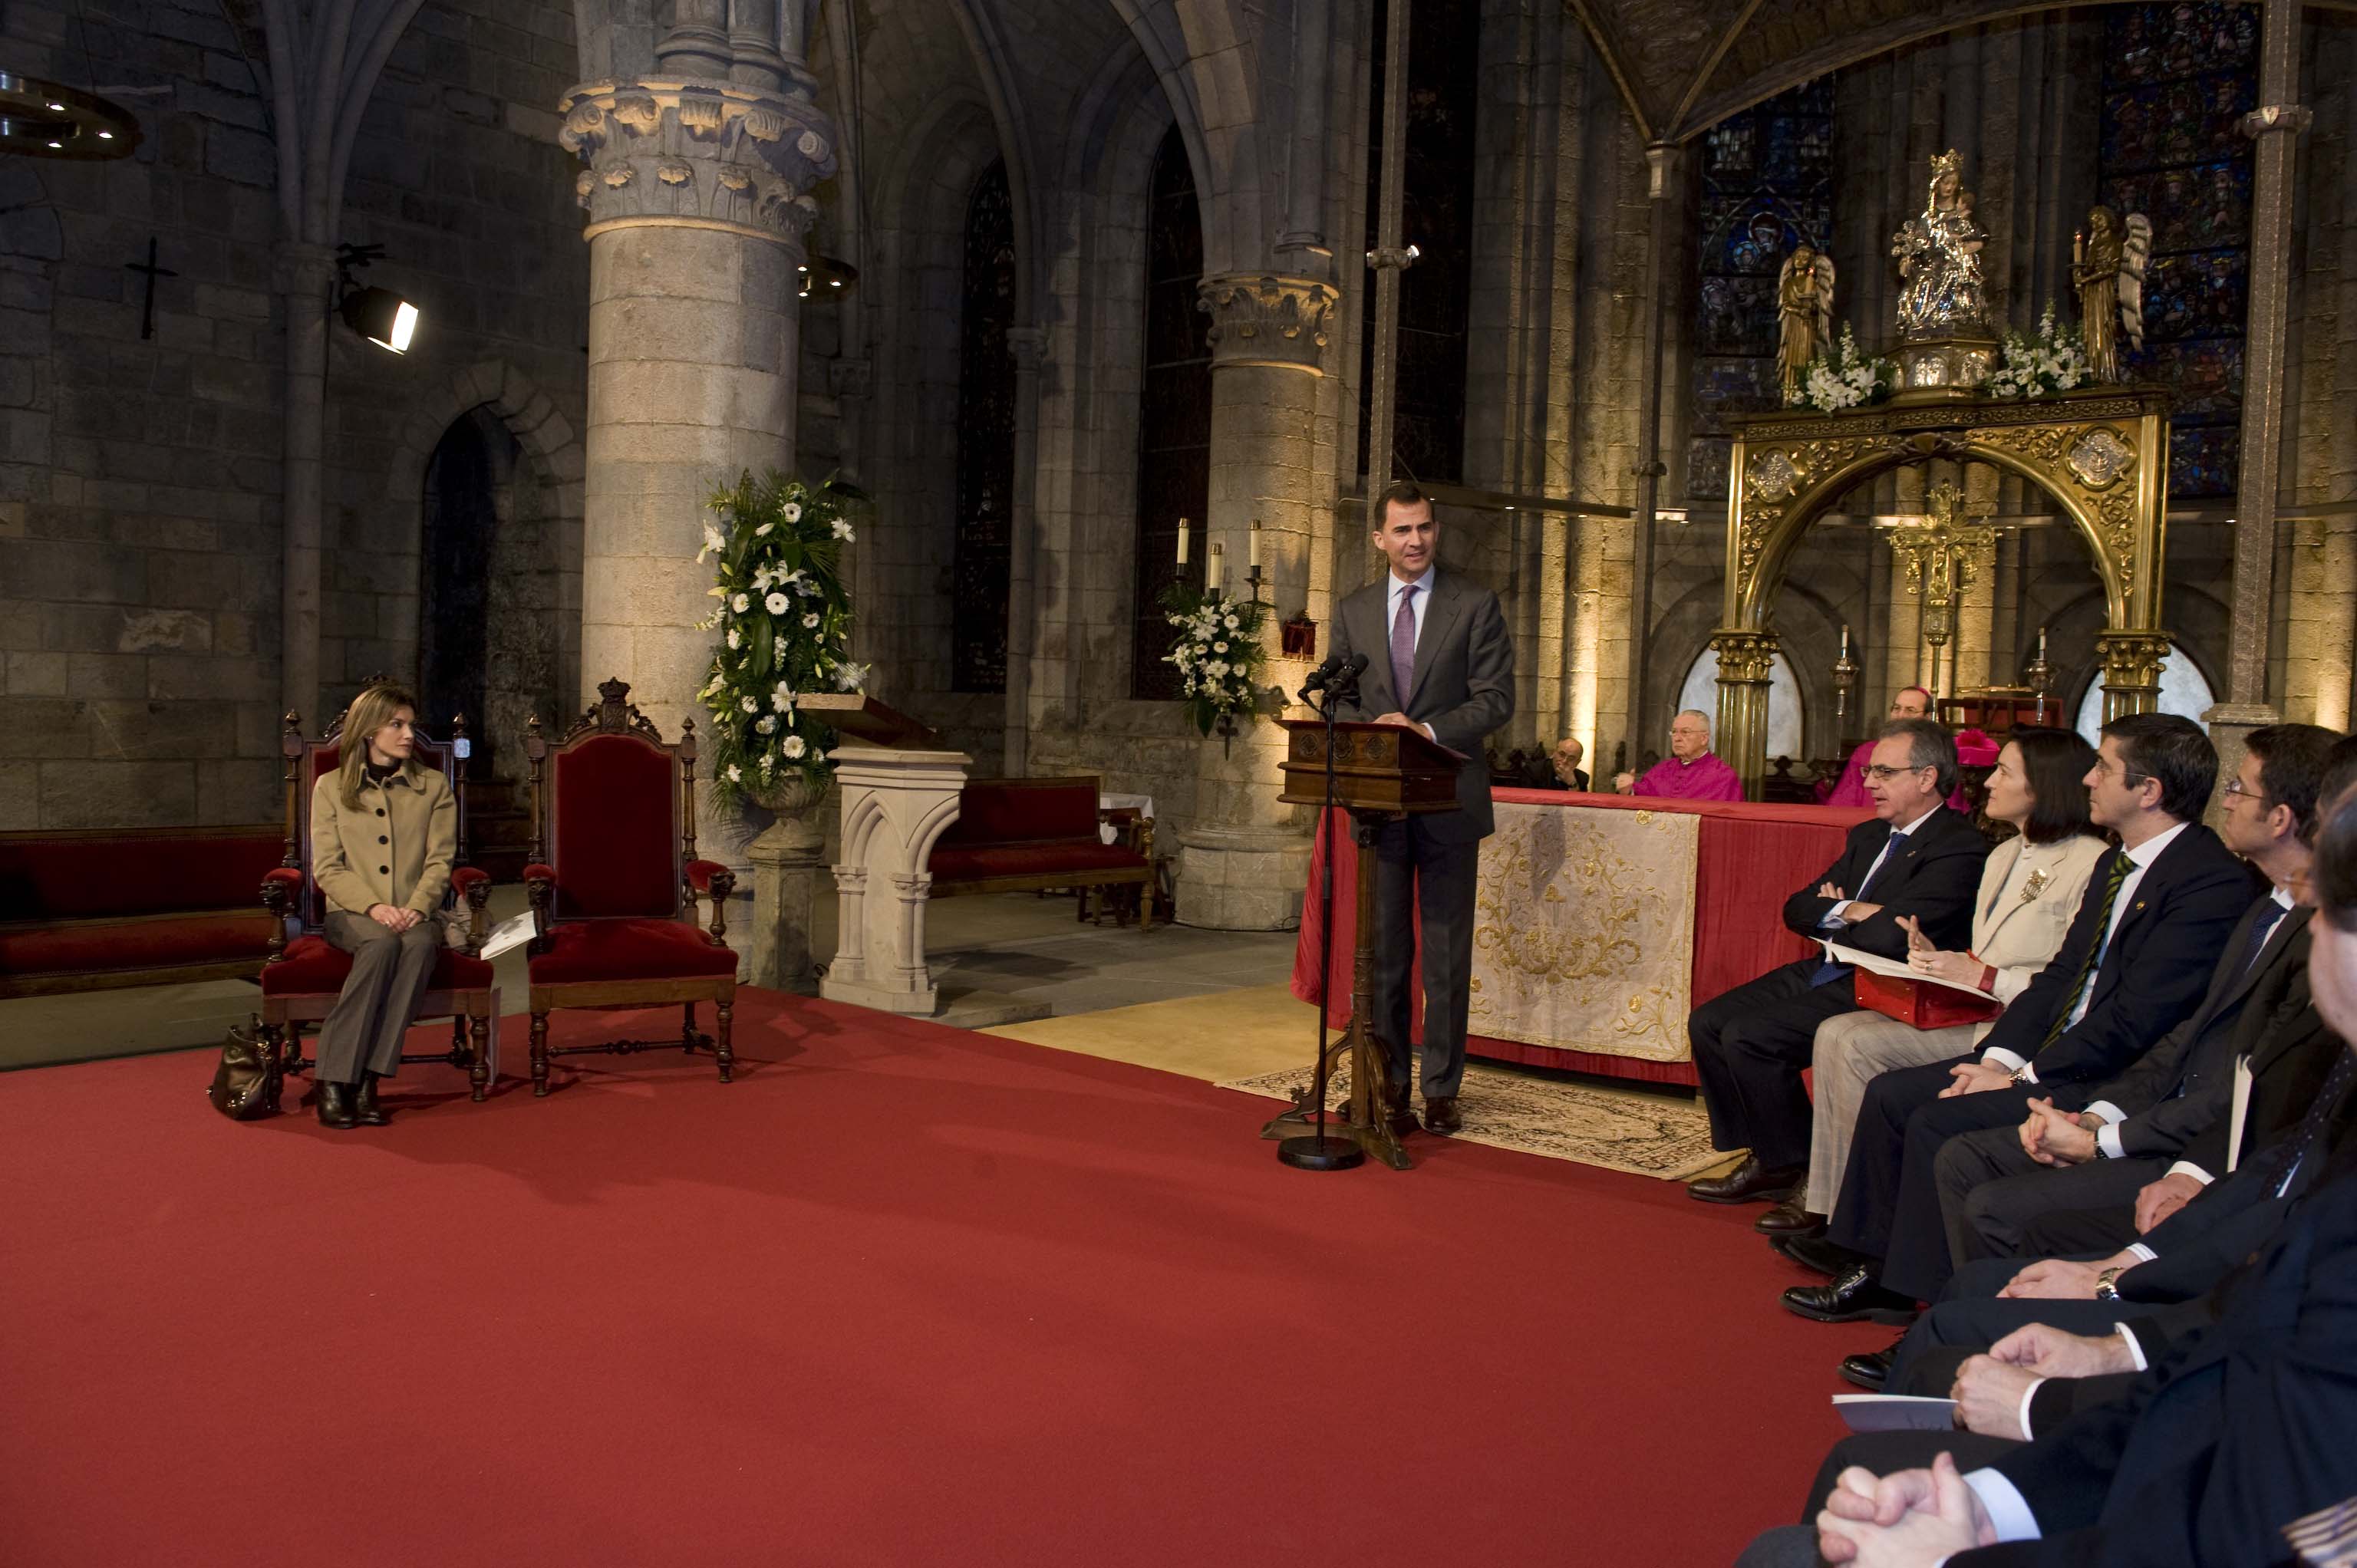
left=1278, top=660, right=1364, bottom=1171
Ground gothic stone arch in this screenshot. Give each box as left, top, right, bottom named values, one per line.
left=1709, top=387, right=2173, bottom=795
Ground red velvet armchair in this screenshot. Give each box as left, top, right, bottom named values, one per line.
left=256, top=710, right=497, bottom=1111
left=521, top=677, right=739, bottom=1095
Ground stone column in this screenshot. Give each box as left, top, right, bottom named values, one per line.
left=1173, top=272, right=1337, bottom=931
left=275, top=242, right=335, bottom=728
left=1002, top=324, right=1047, bottom=776
left=1627, top=143, right=1683, bottom=747
left=559, top=72, right=836, bottom=891
left=2207, top=0, right=2307, bottom=793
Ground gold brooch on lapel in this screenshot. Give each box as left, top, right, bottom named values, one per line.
left=2017, top=867, right=2052, bottom=904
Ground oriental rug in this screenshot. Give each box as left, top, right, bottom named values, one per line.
left=1217, top=1057, right=1724, bottom=1181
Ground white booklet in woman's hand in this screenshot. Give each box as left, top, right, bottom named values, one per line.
left=1821, top=940, right=1989, bottom=999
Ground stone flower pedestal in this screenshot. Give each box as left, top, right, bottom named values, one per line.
left=744, top=772, right=829, bottom=991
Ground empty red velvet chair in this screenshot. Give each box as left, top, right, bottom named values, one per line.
left=521, top=678, right=738, bottom=1095
left=258, top=711, right=496, bottom=1108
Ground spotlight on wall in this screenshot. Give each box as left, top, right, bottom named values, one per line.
left=333, top=242, right=420, bottom=354
left=796, top=255, right=859, bottom=298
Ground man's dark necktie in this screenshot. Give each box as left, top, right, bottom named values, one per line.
left=2034, top=848, right=2134, bottom=1052
left=1808, top=827, right=1910, bottom=987
left=1389, top=585, right=1418, bottom=709
left=2240, top=900, right=2288, bottom=979
left=2275, top=1047, right=2357, bottom=1199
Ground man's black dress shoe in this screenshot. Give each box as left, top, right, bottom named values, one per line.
left=351, top=1072, right=391, bottom=1128
left=1753, top=1199, right=1825, bottom=1238
left=1685, top=1155, right=1803, bottom=1204
left=1838, top=1342, right=1901, bottom=1392
left=1423, top=1095, right=1463, bottom=1135
left=1782, top=1264, right=1920, bottom=1326
left=316, top=1081, right=358, bottom=1130
left=1770, top=1234, right=1869, bottom=1277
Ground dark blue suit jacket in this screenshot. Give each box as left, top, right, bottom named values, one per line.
left=1779, top=806, right=1987, bottom=962
left=1959, top=1117, right=2357, bottom=1563
left=1972, top=822, right=2260, bottom=1094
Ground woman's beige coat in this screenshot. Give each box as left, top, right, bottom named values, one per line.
left=309, top=764, right=457, bottom=917
left=1969, top=830, right=2114, bottom=1010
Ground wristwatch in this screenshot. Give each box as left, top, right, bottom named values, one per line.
left=2094, top=1267, right=2124, bottom=1303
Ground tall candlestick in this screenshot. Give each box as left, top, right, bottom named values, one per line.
left=1206, top=542, right=1223, bottom=592
left=1175, top=518, right=1189, bottom=565
left=1248, top=519, right=1262, bottom=568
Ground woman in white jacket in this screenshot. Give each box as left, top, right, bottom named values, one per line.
left=1765, top=726, right=2111, bottom=1235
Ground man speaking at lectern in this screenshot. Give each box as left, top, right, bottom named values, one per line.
left=1327, top=480, right=1515, bottom=1135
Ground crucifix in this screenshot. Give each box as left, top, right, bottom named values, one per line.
left=124, top=238, right=176, bottom=341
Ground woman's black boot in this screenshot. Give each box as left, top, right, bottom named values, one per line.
left=316, top=1081, right=358, bottom=1129
left=351, top=1072, right=391, bottom=1127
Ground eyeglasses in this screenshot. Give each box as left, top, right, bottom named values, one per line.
left=2221, top=776, right=2272, bottom=807
left=1863, top=764, right=1934, bottom=782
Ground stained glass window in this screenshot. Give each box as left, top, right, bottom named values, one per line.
left=952, top=161, right=1017, bottom=693
left=1131, top=127, right=1213, bottom=702
left=1687, top=77, right=1835, bottom=501
left=2098, top=2, right=2258, bottom=498
left=1356, top=0, right=1479, bottom=486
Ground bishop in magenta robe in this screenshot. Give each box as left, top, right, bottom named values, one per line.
left=1632, top=750, right=1742, bottom=801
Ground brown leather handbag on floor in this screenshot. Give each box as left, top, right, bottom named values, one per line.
left=206, top=1016, right=280, bottom=1121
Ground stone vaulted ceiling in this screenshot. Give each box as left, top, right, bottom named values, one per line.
left=1567, top=0, right=2357, bottom=143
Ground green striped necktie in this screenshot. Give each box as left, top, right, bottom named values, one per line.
left=2035, top=848, right=2134, bottom=1056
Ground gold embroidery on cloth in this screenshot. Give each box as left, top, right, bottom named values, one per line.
left=1469, top=802, right=1700, bottom=1062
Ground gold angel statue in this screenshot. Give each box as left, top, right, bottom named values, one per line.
left=1777, top=245, right=1835, bottom=399
left=2073, top=206, right=2152, bottom=384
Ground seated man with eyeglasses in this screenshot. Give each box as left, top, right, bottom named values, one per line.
left=1686, top=720, right=1992, bottom=1207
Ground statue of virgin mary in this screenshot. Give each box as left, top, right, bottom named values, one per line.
left=1891, top=150, right=1990, bottom=340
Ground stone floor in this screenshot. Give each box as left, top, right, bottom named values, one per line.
left=0, top=888, right=1298, bottom=1072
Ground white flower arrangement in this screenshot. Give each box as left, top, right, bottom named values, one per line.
left=1986, top=305, right=2089, bottom=400
left=1159, top=582, right=1270, bottom=736
left=697, top=470, right=865, bottom=802
left=1786, top=325, right=1899, bottom=413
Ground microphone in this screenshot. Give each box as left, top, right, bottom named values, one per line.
left=1297, top=651, right=1349, bottom=700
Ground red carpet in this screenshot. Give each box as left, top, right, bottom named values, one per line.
left=0, top=991, right=1859, bottom=1566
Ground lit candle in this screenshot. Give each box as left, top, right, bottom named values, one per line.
left=1175, top=518, right=1189, bottom=565
left=1248, top=519, right=1262, bottom=568
left=2038, top=624, right=2049, bottom=660
left=1839, top=624, right=1851, bottom=657
left=1207, top=542, right=1224, bottom=592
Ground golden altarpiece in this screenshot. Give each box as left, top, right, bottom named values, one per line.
left=1709, top=147, right=2175, bottom=795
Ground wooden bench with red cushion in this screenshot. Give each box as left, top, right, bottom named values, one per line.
left=925, top=776, right=1155, bottom=927
left=0, top=825, right=287, bottom=998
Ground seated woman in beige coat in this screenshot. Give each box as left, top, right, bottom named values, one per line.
left=1759, top=726, right=2108, bottom=1237
left=308, top=682, right=457, bottom=1129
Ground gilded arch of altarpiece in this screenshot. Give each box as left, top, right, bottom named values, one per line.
left=1707, top=386, right=2174, bottom=796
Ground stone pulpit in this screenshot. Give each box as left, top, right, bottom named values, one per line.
left=803, top=694, right=970, bottom=1016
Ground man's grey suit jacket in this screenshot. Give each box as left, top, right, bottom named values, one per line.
left=1327, top=568, right=1515, bottom=842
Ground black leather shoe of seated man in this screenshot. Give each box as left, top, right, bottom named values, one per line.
left=1423, top=1095, right=1463, bottom=1135
left=1685, top=1155, right=1803, bottom=1204
left=315, top=1081, right=358, bottom=1130
left=1754, top=1198, right=1826, bottom=1238
left=1838, top=1342, right=1902, bottom=1392
left=1782, top=1264, right=1920, bottom=1326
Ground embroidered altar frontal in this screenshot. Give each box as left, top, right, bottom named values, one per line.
left=1470, top=802, right=1699, bottom=1063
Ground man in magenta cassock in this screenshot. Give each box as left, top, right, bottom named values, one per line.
left=1624, top=710, right=1744, bottom=801
left=1820, top=687, right=1936, bottom=806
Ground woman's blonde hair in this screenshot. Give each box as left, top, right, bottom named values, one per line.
left=338, top=683, right=422, bottom=809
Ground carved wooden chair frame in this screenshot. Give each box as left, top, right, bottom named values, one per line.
left=521, top=677, right=738, bottom=1096
left=258, top=703, right=496, bottom=1105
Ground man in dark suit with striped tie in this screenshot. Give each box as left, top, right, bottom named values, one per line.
left=1785, top=713, right=2261, bottom=1323
left=1325, top=480, right=1515, bottom=1135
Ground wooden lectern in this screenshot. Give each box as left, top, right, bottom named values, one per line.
left=1266, top=717, right=1463, bottom=1171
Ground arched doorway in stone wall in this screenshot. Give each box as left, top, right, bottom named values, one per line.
left=418, top=405, right=563, bottom=786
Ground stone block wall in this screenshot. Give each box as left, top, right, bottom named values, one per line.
left=0, top=0, right=587, bottom=831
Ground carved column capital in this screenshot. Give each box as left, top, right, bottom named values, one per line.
left=2242, top=104, right=2313, bottom=138
left=1197, top=272, right=1339, bottom=374
left=1707, top=628, right=1780, bottom=684
left=559, top=77, right=837, bottom=247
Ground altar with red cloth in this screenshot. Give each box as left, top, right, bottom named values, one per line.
left=1288, top=789, right=1874, bottom=1086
